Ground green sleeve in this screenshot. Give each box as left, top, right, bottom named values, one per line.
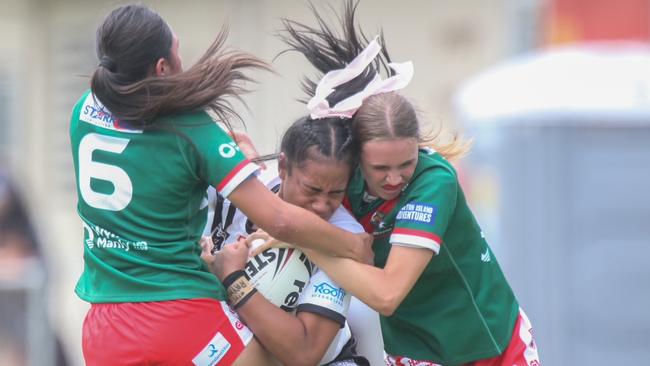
left=173, top=112, right=259, bottom=197
left=391, top=165, right=457, bottom=253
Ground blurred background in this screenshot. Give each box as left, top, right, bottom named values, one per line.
left=0, top=0, right=649, bottom=365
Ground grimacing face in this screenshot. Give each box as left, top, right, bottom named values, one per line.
left=278, top=155, right=351, bottom=221
left=360, top=137, right=419, bottom=201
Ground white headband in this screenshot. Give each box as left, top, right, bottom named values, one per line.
left=307, top=36, right=414, bottom=119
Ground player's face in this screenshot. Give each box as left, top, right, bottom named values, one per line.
left=360, top=137, right=419, bottom=200
left=279, top=156, right=350, bottom=221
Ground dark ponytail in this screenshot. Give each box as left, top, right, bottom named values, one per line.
left=277, top=0, right=391, bottom=106
left=91, top=4, right=270, bottom=129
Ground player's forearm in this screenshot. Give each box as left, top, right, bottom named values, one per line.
left=305, top=246, right=433, bottom=316
left=302, top=249, right=400, bottom=316
left=237, top=295, right=328, bottom=366
left=229, top=178, right=365, bottom=260
left=275, top=201, right=364, bottom=259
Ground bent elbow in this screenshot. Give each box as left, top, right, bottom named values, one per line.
left=375, top=293, right=400, bottom=317
left=377, top=303, right=397, bottom=317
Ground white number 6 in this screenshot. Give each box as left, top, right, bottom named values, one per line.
left=78, top=133, right=133, bottom=211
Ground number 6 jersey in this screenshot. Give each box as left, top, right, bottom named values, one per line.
left=70, top=90, right=258, bottom=303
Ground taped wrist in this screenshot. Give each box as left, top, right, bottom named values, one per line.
left=223, top=270, right=257, bottom=309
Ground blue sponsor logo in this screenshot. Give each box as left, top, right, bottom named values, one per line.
left=83, top=103, right=119, bottom=126
left=192, top=332, right=230, bottom=366
left=314, top=282, right=346, bottom=302
left=395, top=202, right=437, bottom=225
left=207, top=344, right=218, bottom=358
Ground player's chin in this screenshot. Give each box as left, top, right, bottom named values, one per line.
left=379, top=189, right=401, bottom=201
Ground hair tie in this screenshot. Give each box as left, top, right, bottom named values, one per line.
left=99, top=56, right=116, bottom=72
left=307, top=36, right=414, bottom=120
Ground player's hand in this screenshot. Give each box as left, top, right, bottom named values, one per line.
left=355, top=232, right=374, bottom=264
left=199, top=236, right=215, bottom=263
left=229, top=130, right=266, bottom=169
left=206, top=238, right=249, bottom=280
left=247, top=230, right=294, bottom=257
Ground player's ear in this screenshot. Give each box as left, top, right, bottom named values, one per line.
left=154, top=57, right=169, bottom=77
left=278, top=153, right=288, bottom=180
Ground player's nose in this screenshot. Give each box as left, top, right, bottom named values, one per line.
left=311, top=197, right=332, bottom=220
left=386, top=171, right=402, bottom=185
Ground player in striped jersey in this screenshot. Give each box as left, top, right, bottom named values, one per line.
left=203, top=116, right=384, bottom=366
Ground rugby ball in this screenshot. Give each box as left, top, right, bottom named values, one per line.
left=244, top=244, right=313, bottom=311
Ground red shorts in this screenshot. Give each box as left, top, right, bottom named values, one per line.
left=466, top=309, right=540, bottom=366
left=82, top=298, right=253, bottom=366
left=385, top=308, right=540, bottom=366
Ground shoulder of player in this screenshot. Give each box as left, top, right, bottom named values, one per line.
left=414, top=150, right=458, bottom=182
left=70, top=91, right=89, bottom=131
left=328, top=206, right=364, bottom=233
left=154, top=111, right=235, bottom=149
left=158, top=110, right=222, bottom=129
left=72, top=89, right=93, bottom=111
left=402, top=151, right=458, bottom=198
left=71, top=90, right=97, bottom=124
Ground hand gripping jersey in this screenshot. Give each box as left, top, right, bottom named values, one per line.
left=70, top=90, right=258, bottom=303
left=204, top=167, right=364, bottom=365
left=344, top=149, right=520, bottom=365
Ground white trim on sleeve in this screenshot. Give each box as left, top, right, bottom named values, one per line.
left=218, top=161, right=259, bottom=198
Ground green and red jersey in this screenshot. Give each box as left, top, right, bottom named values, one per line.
left=345, top=149, right=519, bottom=365
left=70, top=90, right=258, bottom=303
